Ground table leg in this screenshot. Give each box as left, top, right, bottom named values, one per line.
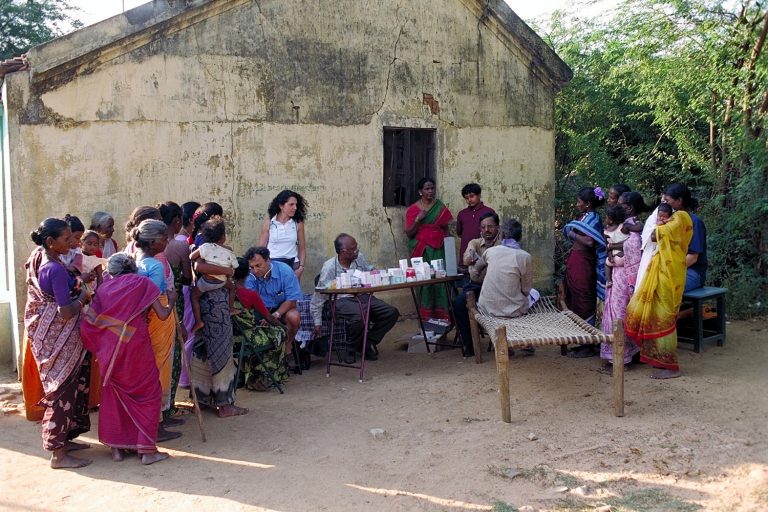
left=326, top=296, right=337, bottom=377
left=693, top=298, right=703, bottom=353
left=717, top=294, right=726, bottom=346
left=355, top=294, right=374, bottom=383
left=410, top=287, right=431, bottom=353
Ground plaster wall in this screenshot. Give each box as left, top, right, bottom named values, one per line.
left=6, top=0, right=562, bottom=328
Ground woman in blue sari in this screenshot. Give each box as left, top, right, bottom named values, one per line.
left=563, top=186, right=606, bottom=357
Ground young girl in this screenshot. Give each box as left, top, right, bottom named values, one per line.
left=61, top=214, right=85, bottom=268
left=90, top=211, right=119, bottom=259
left=604, top=205, right=628, bottom=288
left=79, top=230, right=105, bottom=290
left=189, top=217, right=239, bottom=332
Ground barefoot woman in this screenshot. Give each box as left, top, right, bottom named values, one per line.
left=24, top=218, right=93, bottom=468
left=625, top=183, right=694, bottom=379
left=81, top=253, right=173, bottom=465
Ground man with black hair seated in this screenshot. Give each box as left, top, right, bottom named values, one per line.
left=310, top=234, right=400, bottom=364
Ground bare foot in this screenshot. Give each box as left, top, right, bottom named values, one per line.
left=217, top=404, right=248, bottom=418
left=50, top=453, right=92, bottom=469
left=192, top=321, right=204, bottom=333
left=65, top=441, right=91, bottom=452
left=111, top=448, right=125, bottom=462
left=651, top=369, right=682, bottom=379
left=141, top=451, right=170, bottom=465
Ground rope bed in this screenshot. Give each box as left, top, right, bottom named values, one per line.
left=473, top=296, right=612, bottom=349
left=466, top=292, right=626, bottom=422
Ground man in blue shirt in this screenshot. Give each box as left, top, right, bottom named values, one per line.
left=244, top=246, right=302, bottom=359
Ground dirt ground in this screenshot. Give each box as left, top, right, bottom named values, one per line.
left=1, top=316, right=767, bottom=512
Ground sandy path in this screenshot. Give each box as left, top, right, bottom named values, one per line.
left=1, top=317, right=766, bottom=511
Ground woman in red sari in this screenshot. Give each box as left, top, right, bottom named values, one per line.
left=81, top=253, right=174, bottom=464
left=404, top=178, right=453, bottom=320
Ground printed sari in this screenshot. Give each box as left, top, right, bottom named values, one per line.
left=406, top=199, right=453, bottom=320
left=232, top=291, right=288, bottom=391
left=563, top=212, right=606, bottom=324
left=191, top=287, right=237, bottom=407
left=600, top=217, right=642, bottom=363
left=23, top=250, right=90, bottom=450
left=81, top=274, right=162, bottom=453
left=625, top=211, right=693, bottom=371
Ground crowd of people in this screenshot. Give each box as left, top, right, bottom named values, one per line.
left=21, top=191, right=316, bottom=469
left=559, top=182, right=707, bottom=380
left=20, top=179, right=706, bottom=470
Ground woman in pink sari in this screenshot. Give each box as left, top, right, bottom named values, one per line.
left=81, top=253, right=174, bottom=465
left=600, top=192, right=650, bottom=369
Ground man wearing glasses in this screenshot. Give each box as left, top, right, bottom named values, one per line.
left=453, top=212, right=502, bottom=357
left=310, top=234, right=400, bottom=364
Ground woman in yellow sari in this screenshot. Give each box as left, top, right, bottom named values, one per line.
left=625, top=184, right=694, bottom=379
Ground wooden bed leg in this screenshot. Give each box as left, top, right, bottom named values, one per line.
left=467, top=291, right=483, bottom=364
left=494, top=326, right=511, bottom=423
left=612, top=323, right=625, bottom=417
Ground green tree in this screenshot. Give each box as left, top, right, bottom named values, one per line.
left=542, top=0, right=768, bottom=316
left=0, top=0, right=81, bottom=60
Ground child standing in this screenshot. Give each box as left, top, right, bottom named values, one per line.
left=604, top=205, right=628, bottom=288
left=79, top=230, right=105, bottom=290
left=189, top=217, right=239, bottom=332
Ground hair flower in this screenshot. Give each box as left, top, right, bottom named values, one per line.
left=594, top=186, right=604, bottom=200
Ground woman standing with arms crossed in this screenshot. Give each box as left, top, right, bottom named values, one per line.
left=404, top=178, right=453, bottom=321
left=259, top=190, right=308, bottom=282
left=24, top=218, right=92, bottom=468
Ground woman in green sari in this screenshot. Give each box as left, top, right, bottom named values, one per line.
left=232, top=258, right=288, bottom=391
left=405, top=178, right=453, bottom=320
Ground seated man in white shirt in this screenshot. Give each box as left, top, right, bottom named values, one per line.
left=474, top=219, right=535, bottom=353
left=310, top=234, right=400, bottom=364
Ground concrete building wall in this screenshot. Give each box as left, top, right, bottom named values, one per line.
left=5, top=0, right=566, bottom=343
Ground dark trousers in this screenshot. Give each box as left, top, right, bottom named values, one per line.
left=334, top=296, right=400, bottom=350
left=454, top=282, right=482, bottom=352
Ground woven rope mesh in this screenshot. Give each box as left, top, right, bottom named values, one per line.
left=473, top=296, right=612, bottom=348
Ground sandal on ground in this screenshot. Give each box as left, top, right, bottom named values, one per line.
left=156, top=426, right=182, bottom=442
left=567, top=346, right=598, bottom=358
left=217, top=404, right=249, bottom=417
left=246, top=379, right=270, bottom=392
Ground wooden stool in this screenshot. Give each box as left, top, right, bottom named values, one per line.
left=677, top=286, right=727, bottom=353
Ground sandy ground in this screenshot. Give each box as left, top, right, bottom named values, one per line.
left=1, top=317, right=767, bottom=512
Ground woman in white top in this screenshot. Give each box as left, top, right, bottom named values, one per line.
left=259, top=189, right=308, bottom=281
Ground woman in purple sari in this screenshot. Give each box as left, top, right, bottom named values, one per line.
left=600, top=192, right=650, bottom=368
left=24, top=218, right=92, bottom=469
